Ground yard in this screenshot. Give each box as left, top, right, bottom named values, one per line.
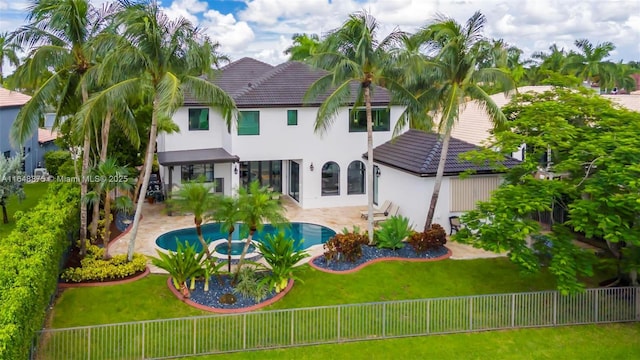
left=0, top=182, right=49, bottom=238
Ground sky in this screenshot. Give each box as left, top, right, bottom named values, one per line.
left=1, top=0, right=639, bottom=70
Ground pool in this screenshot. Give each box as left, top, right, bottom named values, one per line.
left=155, top=222, right=336, bottom=252
left=215, top=241, right=256, bottom=256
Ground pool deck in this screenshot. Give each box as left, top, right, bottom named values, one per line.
left=108, top=196, right=504, bottom=273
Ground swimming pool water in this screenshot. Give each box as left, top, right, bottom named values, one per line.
left=155, top=222, right=336, bottom=252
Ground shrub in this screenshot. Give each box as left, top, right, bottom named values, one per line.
left=323, top=232, right=369, bottom=263
left=0, top=182, right=80, bottom=360
left=375, top=215, right=412, bottom=250
left=150, top=241, right=203, bottom=297
left=408, top=224, right=447, bottom=253
left=233, top=267, right=269, bottom=302
left=256, top=232, right=309, bottom=293
left=43, top=150, right=70, bottom=176
left=57, top=158, right=81, bottom=178
left=60, top=243, right=147, bottom=283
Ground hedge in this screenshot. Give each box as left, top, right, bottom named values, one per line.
left=0, top=181, right=80, bottom=359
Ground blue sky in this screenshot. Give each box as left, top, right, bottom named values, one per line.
left=1, top=0, right=639, bottom=68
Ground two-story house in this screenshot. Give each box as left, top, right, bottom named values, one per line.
left=157, top=58, right=406, bottom=209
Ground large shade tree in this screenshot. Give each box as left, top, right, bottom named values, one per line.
left=10, top=0, right=116, bottom=255
left=305, top=11, right=417, bottom=242
left=79, top=0, right=236, bottom=261
left=411, top=11, right=514, bottom=230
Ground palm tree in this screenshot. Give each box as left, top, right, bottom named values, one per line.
left=0, top=32, right=20, bottom=83
left=79, top=0, right=236, bottom=261
left=85, top=158, right=134, bottom=259
left=412, top=11, right=514, bottom=230
left=166, top=178, right=218, bottom=259
left=211, top=195, right=241, bottom=272
left=284, top=33, right=321, bottom=61
left=531, top=44, right=567, bottom=73
left=304, top=11, right=417, bottom=243
left=564, top=39, right=616, bottom=86
left=234, top=181, right=287, bottom=281
left=10, top=0, right=114, bottom=255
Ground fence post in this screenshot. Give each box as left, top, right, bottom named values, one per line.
left=636, top=287, right=640, bottom=321
left=337, top=306, right=341, bottom=342
left=426, top=299, right=430, bottom=334
left=290, top=310, right=295, bottom=345
left=87, top=327, right=91, bottom=360
left=553, top=292, right=558, bottom=326
left=142, top=322, right=145, bottom=360
left=469, top=297, right=473, bottom=331
left=193, top=317, right=197, bottom=355
left=382, top=303, right=386, bottom=337
left=594, top=289, right=599, bottom=323
left=243, top=314, right=247, bottom=349
left=511, top=294, right=516, bottom=328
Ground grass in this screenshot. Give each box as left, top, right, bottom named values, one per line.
left=183, top=323, right=640, bottom=360
left=0, top=182, right=49, bottom=238
left=50, top=258, right=612, bottom=328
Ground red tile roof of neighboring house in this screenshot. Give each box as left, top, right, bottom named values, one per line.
left=38, top=128, right=59, bottom=143
left=0, top=87, right=31, bottom=108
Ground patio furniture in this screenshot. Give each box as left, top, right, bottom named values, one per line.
left=449, top=216, right=462, bottom=235
left=360, top=200, right=392, bottom=219
left=372, top=203, right=399, bottom=225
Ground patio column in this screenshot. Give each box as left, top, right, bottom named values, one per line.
left=167, top=166, right=173, bottom=216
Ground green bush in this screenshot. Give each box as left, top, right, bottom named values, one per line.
left=375, top=215, right=412, bottom=250
left=150, top=242, right=203, bottom=297
left=57, top=158, right=81, bottom=178
left=61, top=243, right=147, bottom=283
left=233, top=267, right=269, bottom=302
left=0, top=181, right=80, bottom=360
left=255, top=232, right=309, bottom=293
left=408, top=224, right=447, bottom=253
left=43, top=150, right=71, bottom=176
left=323, top=232, right=369, bottom=263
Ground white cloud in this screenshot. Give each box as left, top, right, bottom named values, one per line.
left=201, top=10, right=255, bottom=52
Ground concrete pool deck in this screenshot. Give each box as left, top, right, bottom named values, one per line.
left=108, top=196, right=504, bottom=273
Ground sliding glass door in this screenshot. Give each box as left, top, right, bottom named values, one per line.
left=289, top=161, right=300, bottom=201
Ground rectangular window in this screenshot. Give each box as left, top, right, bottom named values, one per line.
left=287, top=110, right=298, bottom=126
left=238, top=111, right=260, bottom=135
left=349, top=108, right=390, bottom=132
left=188, top=108, right=209, bottom=131
left=181, top=164, right=214, bottom=183
left=213, top=178, right=224, bottom=193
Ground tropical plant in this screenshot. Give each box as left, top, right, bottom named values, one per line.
left=232, top=266, right=269, bottom=302
left=0, top=31, right=20, bottom=83
left=234, top=180, right=288, bottom=280
left=165, top=177, right=219, bottom=259
left=563, top=39, right=616, bottom=86
left=408, top=11, right=514, bottom=230
left=200, top=258, right=226, bottom=292
left=284, top=33, right=321, bottom=61
left=255, top=232, right=309, bottom=293
left=374, top=215, right=412, bottom=250
left=304, top=11, right=417, bottom=243
left=408, top=224, right=447, bottom=253
left=80, top=0, right=236, bottom=262
left=10, top=0, right=118, bottom=255
left=323, top=232, right=369, bottom=263
left=151, top=241, right=203, bottom=298
left=211, top=195, right=241, bottom=272
left=0, top=155, right=26, bottom=224
left=85, top=158, right=134, bottom=259
left=61, top=241, right=146, bottom=282
left=531, top=44, right=567, bottom=73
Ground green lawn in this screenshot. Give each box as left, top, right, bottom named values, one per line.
left=186, top=323, right=640, bottom=360
left=50, top=258, right=612, bottom=328
left=0, top=182, right=49, bottom=238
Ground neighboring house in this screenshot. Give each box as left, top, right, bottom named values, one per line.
left=369, top=130, right=520, bottom=232
left=157, top=58, right=406, bottom=208
left=0, top=88, right=60, bottom=176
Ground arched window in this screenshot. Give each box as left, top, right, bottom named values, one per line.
left=347, top=161, right=365, bottom=195
left=321, top=162, right=340, bottom=196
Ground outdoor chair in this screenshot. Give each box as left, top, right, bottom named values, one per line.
left=373, top=204, right=399, bottom=225
left=449, top=216, right=462, bottom=235
left=360, top=200, right=392, bottom=219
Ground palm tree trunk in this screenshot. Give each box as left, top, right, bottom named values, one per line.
left=103, top=194, right=112, bottom=260
left=127, top=95, right=159, bottom=261
left=1, top=201, right=8, bottom=224
left=195, top=217, right=212, bottom=259
left=364, top=79, right=374, bottom=244
left=233, top=229, right=255, bottom=283
left=424, top=130, right=452, bottom=231
left=90, top=110, right=112, bottom=239
left=227, top=227, right=234, bottom=273
left=132, top=141, right=150, bottom=203
left=79, top=84, right=90, bottom=256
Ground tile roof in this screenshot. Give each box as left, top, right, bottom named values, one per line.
left=368, top=129, right=520, bottom=177
left=38, top=128, right=59, bottom=143
left=0, top=87, right=31, bottom=108
left=184, top=58, right=391, bottom=108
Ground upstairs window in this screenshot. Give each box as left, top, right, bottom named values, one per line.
left=287, top=110, right=298, bottom=126
left=349, top=108, right=390, bottom=132
left=238, top=111, right=260, bottom=135
left=188, top=108, right=209, bottom=131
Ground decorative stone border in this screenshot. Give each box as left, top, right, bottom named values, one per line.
left=58, top=266, right=151, bottom=288
left=166, top=277, right=294, bottom=314
left=308, top=247, right=452, bottom=274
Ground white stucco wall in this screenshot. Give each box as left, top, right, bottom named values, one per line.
left=376, top=163, right=453, bottom=233
left=161, top=107, right=228, bottom=152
